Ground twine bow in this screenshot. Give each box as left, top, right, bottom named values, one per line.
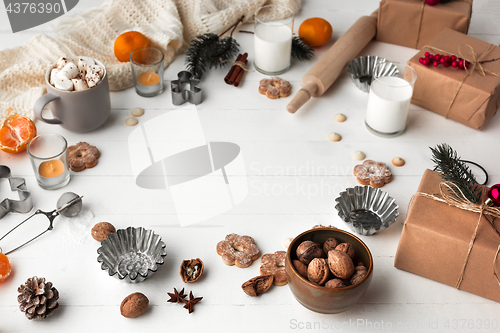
left=421, top=43, right=500, bottom=118
left=409, top=181, right=500, bottom=289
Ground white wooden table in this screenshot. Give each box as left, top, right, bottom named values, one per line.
left=1, top=1, right=500, bottom=332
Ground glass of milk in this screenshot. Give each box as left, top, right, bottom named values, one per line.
left=254, top=5, right=294, bottom=75
left=365, top=64, right=417, bottom=137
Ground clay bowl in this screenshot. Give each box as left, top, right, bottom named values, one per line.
left=285, top=228, right=373, bottom=314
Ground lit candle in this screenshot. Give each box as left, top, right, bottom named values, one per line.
left=39, top=160, right=65, bottom=178
left=137, top=72, right=160, bottom=86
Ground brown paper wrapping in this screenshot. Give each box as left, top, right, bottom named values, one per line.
left=377, top=0, right=472, bottom=49
left=406, top=28, right=500, bottom=130
left=395, top=169, right=500, bottom=303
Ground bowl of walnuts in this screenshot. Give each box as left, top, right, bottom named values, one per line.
left=285, top=227, right=373, bottom=314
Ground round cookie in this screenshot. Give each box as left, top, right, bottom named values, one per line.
left=216, top=234, right=260, bottom=268
left=258, top=77, right=292, bottom=99
left=67, top=142, right=100, bottom=172
left=353, top=159, right=392, bottom=188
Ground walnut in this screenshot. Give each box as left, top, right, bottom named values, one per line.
left=350, top=269, right=368, bottom=285
left=292, top=260, right=308, bottom=278
left=325, top=278, right=347, bottom=289
left=327, top=250, right=355, bottom=280
left=242, top=274, right=273, bottom=296
left=307, top=258, right=330, bottom=285
left=335, top=242, right=355, bottom=260
left=323, top=237, right=340, bottom=254
left=120, top=292, right=149, bottom=318
left=91, top=222, right=116, bottom=242
left=180, top=258, right=204, bottom=283
left=296, top=241, right=325, bottom=265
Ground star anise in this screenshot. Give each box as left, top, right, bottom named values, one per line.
left=183, top=291, right=203, bottom=314
left=167, top=288, right=187, bottom=303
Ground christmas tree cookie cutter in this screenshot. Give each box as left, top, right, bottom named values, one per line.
left=0, top=165, right=33, bottom=219
left=171, top=71, right=202, bottom=105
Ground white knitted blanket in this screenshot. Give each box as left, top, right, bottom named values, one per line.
left=0, top=0, right=301, bottom=122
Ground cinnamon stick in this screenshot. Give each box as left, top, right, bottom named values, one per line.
left=233, top=59, right=248, bottom=87
left=228, top=53, right=248, bottom=85
left=224, top=53, right=242, bottom=84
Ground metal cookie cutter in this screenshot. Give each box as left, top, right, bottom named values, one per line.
left=171, top=71, right=202, bottom=105
left=0, top=165, right=33, bottom=219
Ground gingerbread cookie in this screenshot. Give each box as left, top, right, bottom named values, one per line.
left=216, top=234, right=260, bottom=268
left=260, top=251, right=287, bottom=286
left=258, top=77, right=291, bottom=99
left=353, top=160, right=392, bottom=188
left=67, top=142, right=100, bottom=172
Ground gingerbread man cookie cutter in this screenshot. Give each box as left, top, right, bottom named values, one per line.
left=171, top=71, right=202, bottom=105
left=0, top=165, right=33, bottom=219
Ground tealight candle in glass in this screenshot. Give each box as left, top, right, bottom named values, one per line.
left=130, top=47, right=164, bottom=97
left=27, top=134, right=70, bottom=190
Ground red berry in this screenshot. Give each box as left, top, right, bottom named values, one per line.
left=451, top=61, right=458, bottom=68
left=444, top=56, right=450, bottom=62
left=451, top=55, right=457, bottom=61
left=433, top=61, right=439, bottom=67
left=443, top=62, right=451, bottom=67
left=425, top=52, right=430, bottom=57
left=435, top=54, right=440, bottom=59
left=422, top=59, right=430, bottom=66
left=419, top=57, right=424, bottom=64
left=440, top=58, right=446, bottom=64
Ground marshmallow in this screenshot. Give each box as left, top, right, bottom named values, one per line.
left=87, top=77, right=100, bottom=88
left=54, top=77, right=74, bottom=91
left=50, top=68, right=60, bottom=85
left=72, top=78, right=89, bottom=91
left=88, top=65, right=104, bottom=78
left=77, top=56, right=95, bottom=72
left=56, top=57, right=69, bottom=69
left=57, top=62, right=79, bottom=80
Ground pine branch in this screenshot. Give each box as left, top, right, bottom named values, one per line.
left=430, top=144, right=483, bottom=203
left=291, top=36, right=314, bottom=61
left=185, top=33, right=219, bottom=80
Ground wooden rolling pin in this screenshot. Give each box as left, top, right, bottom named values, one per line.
left=287, top=10, right=379, bottom=114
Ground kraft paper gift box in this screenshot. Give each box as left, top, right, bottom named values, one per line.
left=405, top=28, right=500, bottom=130
left=395, top=169, right=500, bottom=303
left=376, top=0, right=472, bottom=49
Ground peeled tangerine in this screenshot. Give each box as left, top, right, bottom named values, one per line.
left=0, top=111, right=37, bottom=153
left=0, top=253, right=11, bottom=282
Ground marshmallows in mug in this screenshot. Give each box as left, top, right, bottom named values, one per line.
left=50, top=56, right=104, bottom=92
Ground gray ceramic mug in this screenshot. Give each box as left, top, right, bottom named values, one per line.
left=33, top=59, right=111, bottom=133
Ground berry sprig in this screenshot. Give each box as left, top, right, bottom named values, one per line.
left=419, top=52, right=469, bottom=69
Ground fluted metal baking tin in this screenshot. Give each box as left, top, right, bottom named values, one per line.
left=335, top=186, right=399, bottom=236
left=97, top=226, right=167, bottom=283
left=347, top=56, right=399, bottom=92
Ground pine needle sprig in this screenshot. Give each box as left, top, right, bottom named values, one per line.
left=291, top=36, right=314, bottom=61
left=430, top=144, right=483, bottom=204
left=185, top=33, right=220, bottom=80
left=185, top=16, right=244, bottom=80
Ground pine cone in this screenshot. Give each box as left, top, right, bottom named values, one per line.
left=17, top=277, right=59, bottom=320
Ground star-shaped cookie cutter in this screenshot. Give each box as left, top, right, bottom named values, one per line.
left=171, top=71, right=202, bottom=105
left=0, top=165, right=33, bottom=219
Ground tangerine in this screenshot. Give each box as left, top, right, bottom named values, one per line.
left=0, top=112, right=37, bottom=154
left=0, top=253, right=11, bottom=282
left=298, top=18, right=333, bottom=47
left=114, top=31, right=151, bottom=62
